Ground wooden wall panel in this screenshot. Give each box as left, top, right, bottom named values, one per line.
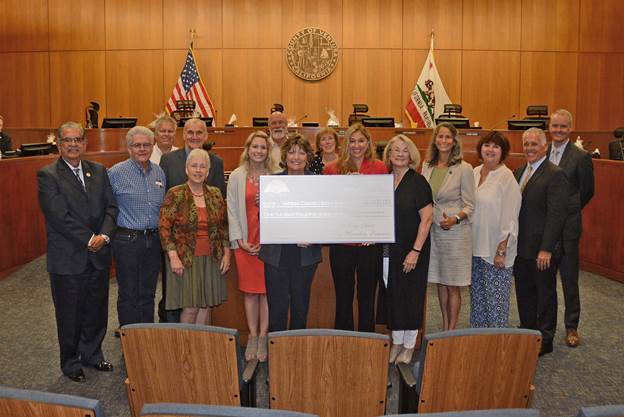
left=576, top=53, right=624, bottom=131
left=579, top=0, right=624, bottom=52
left=402, top=49, right=462, bottom=125
left=283, top=61, right=342, bottom=126
left=343, top=0, right=403, bottom=48
left=282, top=0, right=343, bottom=46
left=49, top=51, right=106, bottom=127
left=519, top=52, right=578, bottom=120
left=0, top=0, right=48, bottom=52
left=341, top=49, right=403, bottom=125
left=462, top=0, right=521, bottom=50
left=222, top=49, right=283, bottom=126
left=105, top=0, right=163, bottom=50
left=403, top=0, right=463, bottom=50
left=163, top=0, right=222, bottom=49
left=49, top=0, right=105, bottom=50
left=222, top=0, right=282, bottom=48
left=521, top=0, right=579, bottom=52
left=105, top=50, right=164, bottom=125
left=0, top=53, right=51, bottom=127
left=163, top=49, right=223, bottom=125
left=461, top=51, right=521, bottom=129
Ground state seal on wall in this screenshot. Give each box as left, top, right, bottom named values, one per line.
left=286, top=27, right=338, bottom=81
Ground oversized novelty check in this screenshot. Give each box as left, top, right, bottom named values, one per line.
left=259, top=174, right=395, bottom=244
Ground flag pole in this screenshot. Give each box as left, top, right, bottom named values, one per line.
left=189, top=28, right=196, bottom=49
left=430, top=29, right=434, bottom=51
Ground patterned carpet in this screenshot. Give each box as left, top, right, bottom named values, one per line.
left=0, top=256, right=622, bottom=417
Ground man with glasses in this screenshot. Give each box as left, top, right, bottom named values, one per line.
left=38, top=121, right=118, bottom=382
left=108, top=126, right=166, bottom=330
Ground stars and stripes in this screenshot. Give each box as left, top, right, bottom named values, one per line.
left=166, top=48, right=216, bottom=125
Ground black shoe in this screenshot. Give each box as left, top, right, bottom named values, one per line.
left=66, top=369, right=86, bottom=382
left=92, top=361, right=114, bottom=372
left=539, top=343, right=553, bottom=357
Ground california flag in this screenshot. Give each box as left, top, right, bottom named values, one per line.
left=405, top=47, right=451, bottom=128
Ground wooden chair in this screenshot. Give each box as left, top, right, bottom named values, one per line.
left=385, top=409, right=540, bottom=417
left=397, top=328, right=542, bottom=413
left=577, top=405, right=624, bottom=417
left=140, top=402, right=317, bottom=416
left=121, top=323, right=258, bottom=417
left=0, top=385, right=105, bottom=417
left=267, top=329, right=390, bottom=417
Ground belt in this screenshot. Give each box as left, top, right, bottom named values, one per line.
left=116, top=227, right=159, bottom=236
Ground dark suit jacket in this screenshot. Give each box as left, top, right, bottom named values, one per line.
left=159, top=147, right=226, bottom=196
left=258, top=170, right=322, bottom=267
left=0, top=132, right=11, bottom=153
left=38, top=158, right=118, bottom=275
left=548, top=142, right=595, bottom=240
left=514, top=159, right=569, bottom=259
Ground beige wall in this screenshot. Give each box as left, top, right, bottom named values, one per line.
left=0, top=0, right=623, bottom=130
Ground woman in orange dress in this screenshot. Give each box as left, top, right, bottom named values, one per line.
left=227, top=131, right=279, bottom=361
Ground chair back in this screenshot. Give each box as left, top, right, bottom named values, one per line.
left=577, top=405, right=624, bottom=417
left=121, top=323, right=243, bottom=417
left=268, top=329, right=390, bottom=417
left=415, top=328, right=541, bottom=413
left=141, top=402, right=318, bottom=416
left=386, top=409, right=540, bottom=417
left=0, top=386, right=104, bottom=417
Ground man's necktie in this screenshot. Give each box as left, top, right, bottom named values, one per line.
left=73, top=168, right=85, bottom=189
left=550, top=149, right=559, bottom=165
left=520, top=165, right=533, bottom=192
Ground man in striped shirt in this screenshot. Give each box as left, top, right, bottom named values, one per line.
left=108, top=126, right=166, bottom=328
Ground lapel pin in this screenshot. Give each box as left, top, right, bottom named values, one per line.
left=86, top=172, right=92, bottom=178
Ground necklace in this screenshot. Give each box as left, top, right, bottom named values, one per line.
left=191, top=190, right=204, bottom=197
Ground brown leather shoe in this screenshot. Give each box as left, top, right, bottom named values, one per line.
left=565, top=329, right=580, bottom=347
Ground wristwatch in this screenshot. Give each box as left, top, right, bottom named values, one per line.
left=454, top=215, right=462, bottom=224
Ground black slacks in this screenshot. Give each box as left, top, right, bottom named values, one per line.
left=113, top=231, right=161, bottom=326
left=49, top=267, right=109, bottom=375
left=555, top=238, right=581, bottom=330
left=265, top=263, right=317, bottom=332
left=513, top=256, right=558, bottom=347
left=330, top=244, right=381, bottom=332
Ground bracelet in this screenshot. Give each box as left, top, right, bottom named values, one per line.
left=412, top=247, right=421, bottom=253
left=496, top=250, right=506, bottom=256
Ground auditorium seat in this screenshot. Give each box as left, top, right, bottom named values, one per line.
left=120, top=323, right=258, bottom=417
left=576, top=405, right=624, bottom=417
left=385, top=409, right=540, bottom=417
left=267, top=329, right=390, bottom=417
left=140, top=402, right=318, bottom=417
left=396, top=328, right=542, bottom=413
left=0, top=385, right=105, bottom=417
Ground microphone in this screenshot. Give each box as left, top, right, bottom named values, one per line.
left=491, top=114, right=516, bottom=130
left=294, top=114, right=308, bottom=125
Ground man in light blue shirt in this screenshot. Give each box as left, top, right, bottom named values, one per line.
left=108, top=126, right=166, bottom=327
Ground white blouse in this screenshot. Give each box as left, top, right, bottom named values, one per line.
left=472, top=164, right=522, bottom=267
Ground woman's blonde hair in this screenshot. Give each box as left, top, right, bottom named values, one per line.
left=335, top=123, right=375, bottom=174
left=239, top=130, right=279, bottom=173
left=425, top=122, right=463, bottom=167
left=383, top=134, right=421, bottom=171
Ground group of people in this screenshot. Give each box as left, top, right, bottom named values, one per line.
left=37, top=108, right=593, bottom=382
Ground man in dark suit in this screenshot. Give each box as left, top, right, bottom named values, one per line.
left=514, top=127, right=568, bottom=356
left=158, top=117, right=225, bottom=322
left=548, top=109, right=595, bottom=347
left=38, top=121, right=118, bottom=382
left=0, top=115, right=12, bottom=154
left=159, top=117, right=225, bottom=194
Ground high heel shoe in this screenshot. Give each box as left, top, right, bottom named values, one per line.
left=245, top=336, right=258, bottom=361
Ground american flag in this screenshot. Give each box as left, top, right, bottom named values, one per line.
left=166, top=48, right=216, bottom=125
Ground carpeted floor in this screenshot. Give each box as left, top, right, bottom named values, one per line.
left=0, top=256, right=622, bottom=417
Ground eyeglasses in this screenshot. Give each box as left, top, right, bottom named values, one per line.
left=60, top=137, right=85, bottom=144
left=130, top=143, right=153, bottom=149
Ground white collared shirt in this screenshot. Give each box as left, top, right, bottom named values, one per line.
left=519, top=154, right=547, bottom=187
left=63, top=159, right=85, bottom=184
left=549, top=139, right=569, bottom=166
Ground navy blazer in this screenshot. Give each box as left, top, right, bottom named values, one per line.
left=258, top=170, right=322, bottom=267
left=38, top=158, right=118, bottom=275
left=159, top=147, right=226, bottom=196
left=514, top=160, right=568, bottom=259
left=548, top=142, right=594, bottom=240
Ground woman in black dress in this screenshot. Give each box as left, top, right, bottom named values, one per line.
left=381, top=134, right=433, bottom=364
